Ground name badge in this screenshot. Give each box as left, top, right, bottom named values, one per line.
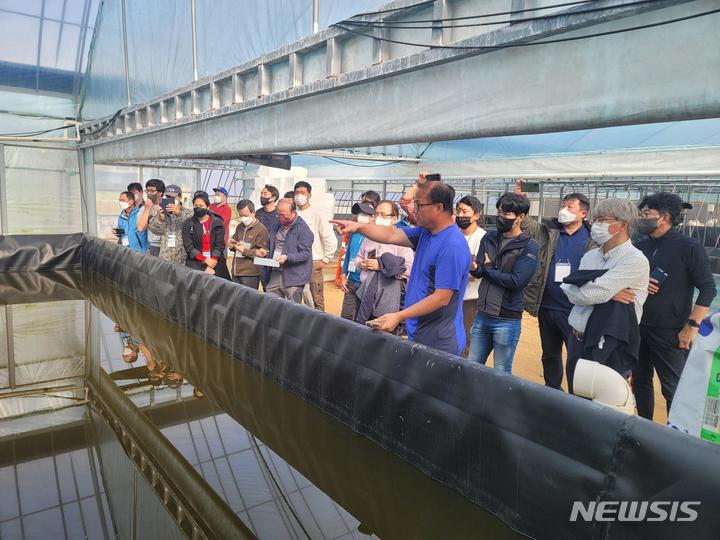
left=240, top=241, right=251, bottom=251
left=202, top=251, right=211, bottom=258
left=273, top=249, right=282, bottom=260
left=555, top=262, right=571, bottom=282
left=166, top=233, right=177, bottom=248
left=348, top=260, right=357, bottom=273
left=121, top=236, right=130, bottom=247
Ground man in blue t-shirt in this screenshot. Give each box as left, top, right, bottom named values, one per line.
left=332, top=181, right=471, bottom=355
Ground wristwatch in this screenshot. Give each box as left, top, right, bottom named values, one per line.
left=687, top=319, right=700, bottom=329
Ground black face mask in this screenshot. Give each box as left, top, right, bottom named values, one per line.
left=260, top=196, right=273, bottom=206
left=456, top=216, right=473, bottom=230
left=496, top=215, right=515, bottom=233
left=194, top=207, right=209, bottom=219
left=637, top=218, right=658, bottom=236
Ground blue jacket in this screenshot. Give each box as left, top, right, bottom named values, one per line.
left=117, top=208, right=149, bottom=253
left=471, top=231, right=539, bottom=319
left=341, top=232, right=364, bottom=283
left=265, top=216, right=314, bottom=288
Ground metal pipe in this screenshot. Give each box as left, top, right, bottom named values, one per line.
left=313, top=0, right=319, bottom=34
left=0, top=143, right=6, bottom=235
left=120, top=0, right=132, bottom=107
left=191, top=0, right=199, bottom=81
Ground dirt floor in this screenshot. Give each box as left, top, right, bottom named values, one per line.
left=319, top=272, right=668, bottom=424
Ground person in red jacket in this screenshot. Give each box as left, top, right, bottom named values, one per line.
left=210, top=186, right=232, bottom=243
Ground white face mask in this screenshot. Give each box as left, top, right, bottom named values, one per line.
left=376, top=217, right=393, bottom=227
left=240, top=216, right=253, bottom=226
left=122, top=347, right=134, bottom=356
left=590, top=222, right=619, bottom=245
left=213, top=195, right=223, bottom=204
left=357, top=214, right=371, bottom=224
left=558, top=207, right=577, bottom=225
left=294, top=194, right=308, bottom=207
left=119, top=201, right=130, bottom=211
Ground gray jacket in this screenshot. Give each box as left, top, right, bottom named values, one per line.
left=355, top=252, right=407, bottom=324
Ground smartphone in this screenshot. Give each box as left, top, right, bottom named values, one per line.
left=367, top=249, right=377, bottom=260
left=650, top=267, right=668, bottom=286
left=366, top=320, right=382, bottom=329
left=114, top=228, right=125, bottom=236
left=160, top=196, right=175, bottom=211
left=523, top=181, right=540, bottom=193
left=426, top=173, right=441, bottom=182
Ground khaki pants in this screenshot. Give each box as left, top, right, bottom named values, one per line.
left=308, top=261, right=325, bottom=311
left=462, top=299, right=477, bottom=358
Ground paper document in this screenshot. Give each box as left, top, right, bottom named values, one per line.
left=254, top=257, right=280, bottom=268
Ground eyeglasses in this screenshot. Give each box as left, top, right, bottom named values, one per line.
left=412, top=199, right=438, bottom=209
left=376, top=212, right=395, bottom=218
left=639, top=210, right=662, bottom=219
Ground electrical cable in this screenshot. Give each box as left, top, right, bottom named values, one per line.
left=333, top=8, right=720, bottom=51
left=322, top=156, right=404, bottom=167
left=342, top=0, right=656, bottom=29
left=0, top=124, right=76, bottom=137
left=349, top=0, right=593, bottom=20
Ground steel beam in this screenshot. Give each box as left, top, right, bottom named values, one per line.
left=83, top=0, right=719, bottom=163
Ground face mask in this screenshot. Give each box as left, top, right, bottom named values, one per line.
left=590, top=222, right=618, bottom=244
left=148, top=193, right=159, bottom=204
left=194, top=207, right=209, bottom=219
left=279, top=215, right=294, bottom=226
left=260, top=196, right=272, bottom=206
left=357, top=214, right=371, bottom=224
left=558, top=207, right=577, bottom=225
left=119, top=201, right=130, bottom=211
left=294, top=194, right=308, bottom=207
left=122, top=347, right=134, bottom=356
left=376, top=217, right=393, bottom=227
left=456, top=216, right=472, bottom=230
left=213, top=195, right=223, bottom=204
left=496, top=215, right=515, bottom=234
left=637, top=218, right=658, bottom=236
left=134, top=193, right=142, bottom=203
left=240, top=216, right=253, bottom=226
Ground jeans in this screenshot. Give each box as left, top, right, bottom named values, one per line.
left=538, top=307, right=583, bottom=391
left=632, top=325, right=688, bottom=420
left=468, top=312, right=522, bottom=373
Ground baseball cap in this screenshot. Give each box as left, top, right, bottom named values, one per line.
left=166, top=184, right=182, bottom=197
left=213, top=187, right=229, bottom=196
left=351, top=201, right=377, bottom=216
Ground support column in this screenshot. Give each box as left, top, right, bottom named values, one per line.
left=80, top=148, right=98, bottom=236
left=0, top=144, right=7, bottom=234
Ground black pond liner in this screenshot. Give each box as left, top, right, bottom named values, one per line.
left=2, top=233, right=719, bottom=540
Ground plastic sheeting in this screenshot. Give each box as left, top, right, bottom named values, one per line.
left=81, top=0, right=387, bottom=119
left=94, top=164, right=198, bottom=240
left=4, top=233, right=720, bottom=539
left=0, top=0, right=99, bottom=116
left=72, top=233, right=720, bottom=540
left=2, top=146, right=83, bottom=236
